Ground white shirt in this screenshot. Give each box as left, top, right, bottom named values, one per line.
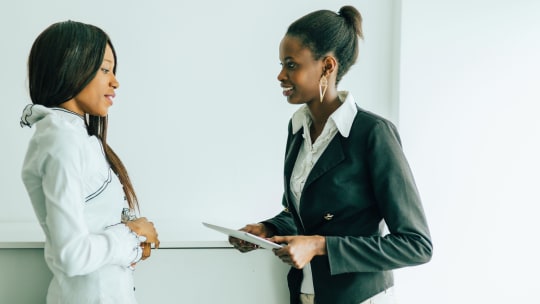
left=289, top=91, right=358, bottom=294
left=20, top=105, right=142, bottom=304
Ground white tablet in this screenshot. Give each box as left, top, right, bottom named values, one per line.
left=202, top=222, right=283, bottom=250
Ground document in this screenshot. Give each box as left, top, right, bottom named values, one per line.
left=202, top=222, right=283, bottom=250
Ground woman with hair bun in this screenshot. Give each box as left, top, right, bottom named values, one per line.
left=230, top=6, right=432, bottom=304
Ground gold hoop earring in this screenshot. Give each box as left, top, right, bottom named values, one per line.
left=319, top=75, right=328, bottom=103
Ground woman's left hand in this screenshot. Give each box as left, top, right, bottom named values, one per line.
left=140, top=242, right=152, bottom=260
left=269, top=235, right=326, bottom=269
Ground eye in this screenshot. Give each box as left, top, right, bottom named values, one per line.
left=286, top=62, right=297, bottom=69
left=101, top=68, right=110, bottom=74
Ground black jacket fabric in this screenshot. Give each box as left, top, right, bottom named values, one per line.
left=264, top=106, right=432, bottom=304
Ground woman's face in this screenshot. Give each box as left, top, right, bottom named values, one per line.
left=277, top=35, right=323, bottom=105
left=62, top=44, right=119, bottom=117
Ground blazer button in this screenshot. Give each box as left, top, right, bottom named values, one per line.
left=323, top=213, right=334, bottom=221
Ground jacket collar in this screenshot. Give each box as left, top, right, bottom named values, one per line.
left=291, top=91, right=358, bottom=138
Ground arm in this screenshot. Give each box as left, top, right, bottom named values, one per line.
left=262, top=205, right=297, bottom=236
left=326, top=120, right=432, bottom=274
left=39, top=138, right=143, bottom=276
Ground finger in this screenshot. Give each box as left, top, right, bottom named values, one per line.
left=140, top=243, right=147, bottom=260
left=278, top=256, right=293, bottom=265
left=229, top=237, right=246, bottom=248
left=144, top=245, right=151, bottom=257
left=239, top=244, right=258, bottom=252
left=272, top=247, right=289, bottom=257
left=140, top=243, right=151, bottom=259
left=270, top=235, right=289, bottom=244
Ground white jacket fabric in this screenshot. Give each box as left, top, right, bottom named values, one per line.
left=21, top=104, right=141, bottom=304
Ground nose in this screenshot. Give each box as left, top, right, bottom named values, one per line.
left=277, top=66, right=287, bottom=82
left=110, top=74, right=120, bottom=89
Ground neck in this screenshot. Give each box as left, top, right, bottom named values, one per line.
left=307, top=91, right=340, bottom=129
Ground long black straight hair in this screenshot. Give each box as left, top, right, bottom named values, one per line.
left=28, top=20, right=139, bottom=210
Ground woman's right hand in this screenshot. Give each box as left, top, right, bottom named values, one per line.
left=125, top=217, right=160, bottom=259
left=229, top=223, right=272, bottom=253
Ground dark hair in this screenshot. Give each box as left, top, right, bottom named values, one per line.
left=28, top=21, right=139, bottom=210
left=286, top=6, right=363, bottom=84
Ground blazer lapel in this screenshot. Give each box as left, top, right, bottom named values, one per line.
left=283, top=131, right=303, bottom=218
left=304, top=135, right=345, bottom=189
left=282, top=130, right=345, bottom=233
left=284, top=131, right=303, bottom=181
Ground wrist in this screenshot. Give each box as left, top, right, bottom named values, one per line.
left=315, top=235, right=327, bottom=256
left=259, top=222, right=275, bottom=237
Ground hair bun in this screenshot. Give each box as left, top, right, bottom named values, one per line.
left=338, top=6, right=363, bottom=39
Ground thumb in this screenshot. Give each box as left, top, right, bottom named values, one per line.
left=269, top=235, right=290, bottom=244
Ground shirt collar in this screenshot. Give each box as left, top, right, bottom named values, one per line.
left=291, top=91, right=358, bottom=137
left=20, top=104, right=86, bottom=129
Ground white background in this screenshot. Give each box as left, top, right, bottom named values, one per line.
left=0, top=0, right=397, bottom=242
left=1, top=0, right=539, bottom=303
left=397, top=0, right=540, bottom=302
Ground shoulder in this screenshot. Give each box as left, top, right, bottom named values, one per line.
left=355, top=107, right=396, bottom=128
left=30, top=116, right=90, bottom=163
left=349, top=107, right=399, bottom=138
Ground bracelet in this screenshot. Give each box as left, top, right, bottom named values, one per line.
left=121, top=208, right=137, bottom=223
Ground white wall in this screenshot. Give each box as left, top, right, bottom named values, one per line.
left=0, top=248, right=290, bottom=304
left=396, top=0, right=540, bottom=302
left=0, top=1, right=403, bottom=303
left=6, top=1, right=536, bottom=303
left=0, top=0, right=397, bottom=243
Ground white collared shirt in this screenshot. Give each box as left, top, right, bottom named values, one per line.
left=288, top=91, right=358, bottom=294
left=20, top=104, right=142, bottom=303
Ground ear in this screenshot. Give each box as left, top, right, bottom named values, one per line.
left=322, top=56, right=338, bottom=76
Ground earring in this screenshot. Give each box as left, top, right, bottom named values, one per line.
left=319, top=75, right=328, bottom=102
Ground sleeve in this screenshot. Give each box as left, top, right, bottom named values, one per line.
left=41, top=136, right=141, bottom=277
left=326, top=120, right=433, bottom=274
left=262, top=197, right=298, bottom=236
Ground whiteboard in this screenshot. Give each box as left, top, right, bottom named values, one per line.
left=0, top=0, right=398, bottom=244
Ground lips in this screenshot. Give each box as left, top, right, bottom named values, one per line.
left=105, top=94, right=115, bottom=105
left=282, top=86, right=293, bottom=97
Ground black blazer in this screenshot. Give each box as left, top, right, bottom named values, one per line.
left=264, top=106, right=432, bottom=304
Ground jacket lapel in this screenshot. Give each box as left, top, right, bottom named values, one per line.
left=284, top=131, right=303, bottom=181
left=283, top=131, right=303, bottom=220
left=283, top=130, right=345, bottom=222
left=304, top=135, right=345, bottom=189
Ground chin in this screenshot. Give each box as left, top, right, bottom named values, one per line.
left=286, top=96, right=297, bottom=104
left=287, top=98, right=305, bottom=105
left=90, top=110, right=109, bottom=117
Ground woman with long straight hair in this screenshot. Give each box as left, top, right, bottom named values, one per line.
left=21, top=20, right=159, bottom=303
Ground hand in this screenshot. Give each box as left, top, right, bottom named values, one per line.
left=125, top=217, right=160, bottom=260
left=140, top=242, right=152, bottom=260
left=229, top=223, right=273, bottom=253
left=128, top=242, right=153, bottom=268
left=270, top=235, right=326, bottom=269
